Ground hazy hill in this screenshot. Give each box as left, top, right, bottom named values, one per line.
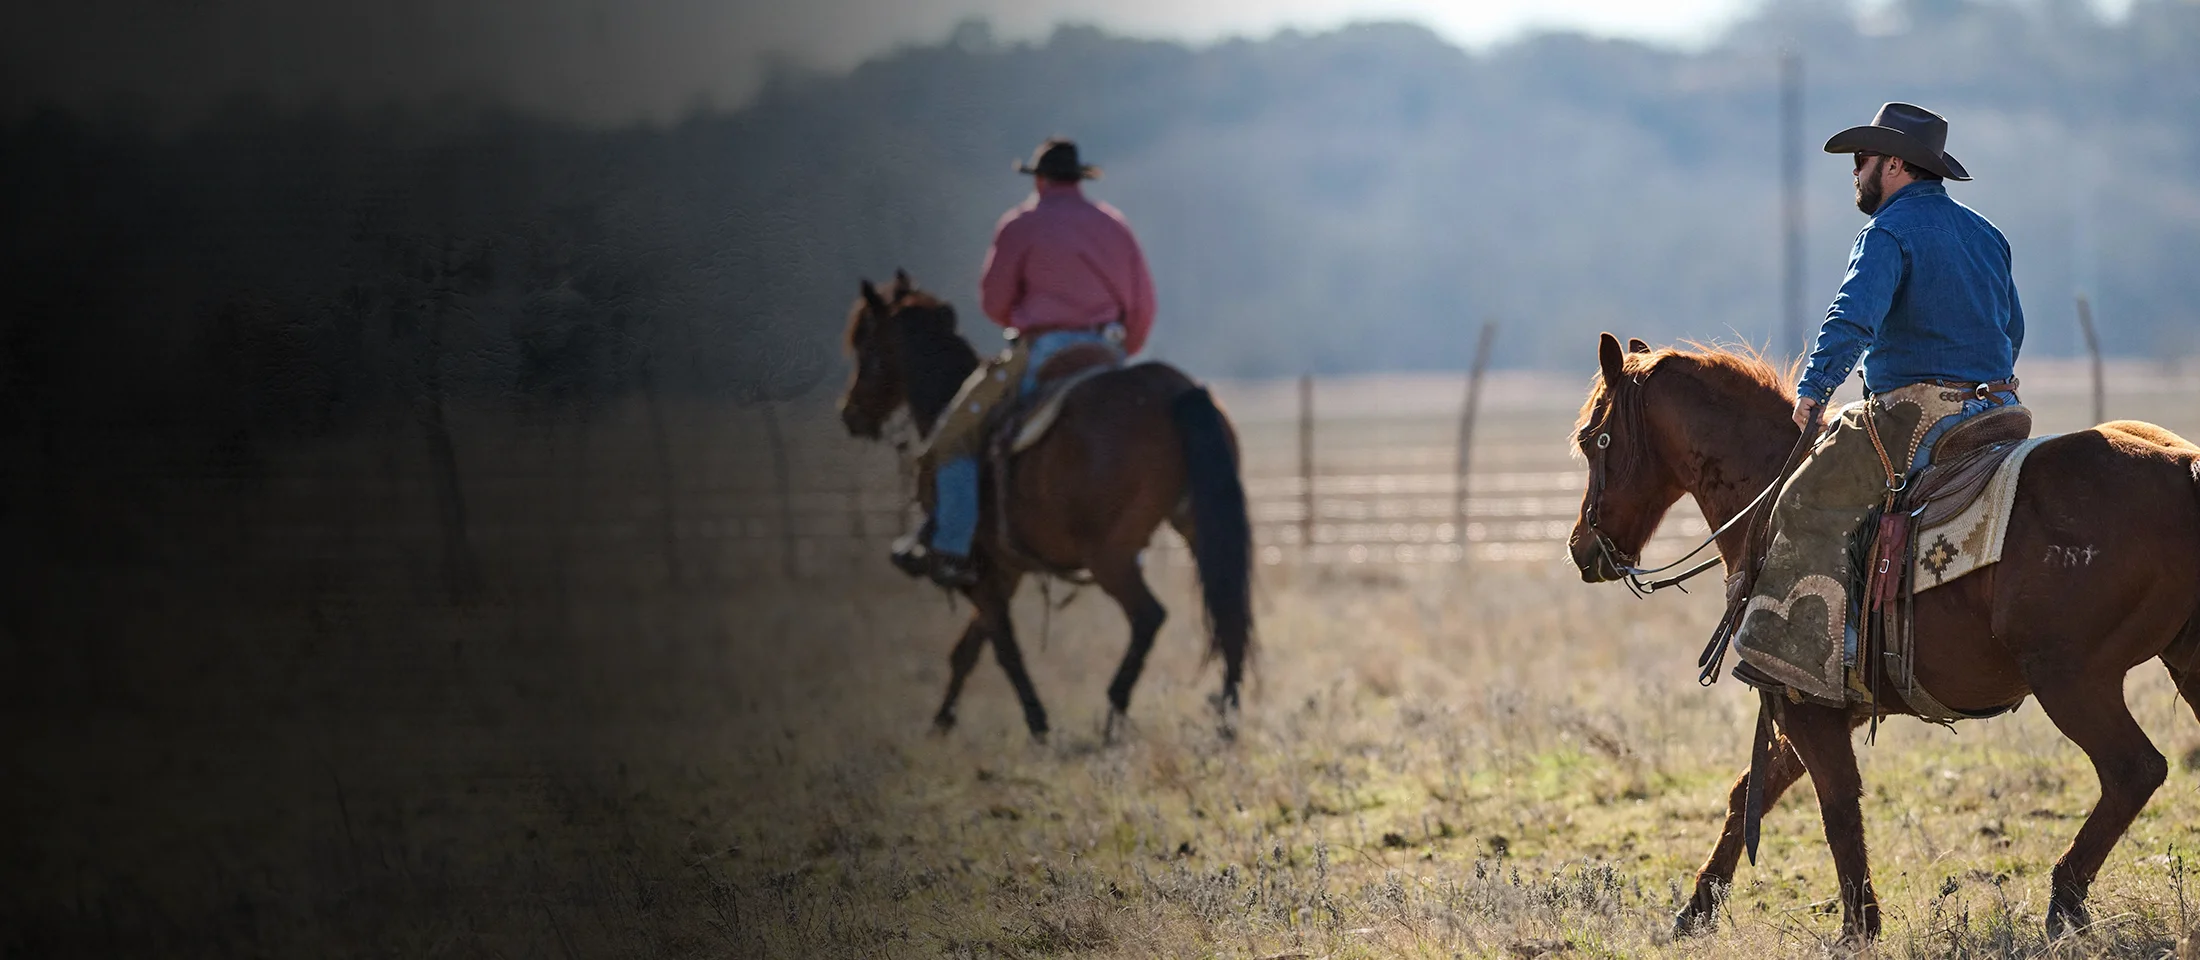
left=5, top=0, right=2198, bottom=467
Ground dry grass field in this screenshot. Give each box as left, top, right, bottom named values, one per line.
left=7, top=359, right=2199, bottom=959
left=709, top=562, right=2200, bottom=960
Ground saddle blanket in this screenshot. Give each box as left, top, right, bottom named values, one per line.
left=1008, top=364, right=1115, bottom=455
left=1909, top=435, right=2052, bottom=592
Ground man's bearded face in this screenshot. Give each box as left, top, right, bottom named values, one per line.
left=1855, top=155, right=1888, bottom=215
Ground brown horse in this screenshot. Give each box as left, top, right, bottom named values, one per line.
left=1567, top=332, right=2200, bottom=941
left=836, top=270, right=1255, bottom=741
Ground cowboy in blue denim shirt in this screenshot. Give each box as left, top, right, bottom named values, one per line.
left=1733, top=103, right=2031, bottom=704
left=1791, top=102, right=2026, bottom=467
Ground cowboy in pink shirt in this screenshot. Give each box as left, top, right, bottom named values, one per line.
left=894, top=138, right=1157, bottom=587
left=978, top=167, right=1156, bottom=357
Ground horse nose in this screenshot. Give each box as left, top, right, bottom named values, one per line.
left=1568, top=536, right=1619, bottom=583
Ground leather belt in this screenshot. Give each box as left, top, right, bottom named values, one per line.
left=1921, top=376, right=2018, bottom=393
left=1009, top=322, right=1125, bottom=345
left=1006, top=321, right=1116, bottom=339
left=1877, top=377, right=2019, bottom=401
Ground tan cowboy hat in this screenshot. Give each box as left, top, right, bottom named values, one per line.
left=1014, top=138, right=1101, bottom=181
left=1823, top=102, right=1971, bottom=181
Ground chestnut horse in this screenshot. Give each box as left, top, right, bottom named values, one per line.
left=1567, top=332, right=2200, bottom=941
left=836, top=271, right=1254, bottom=741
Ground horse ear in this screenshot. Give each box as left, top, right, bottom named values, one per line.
left=891, top=268, right=912, bottom=298
left=860, top=278, right=887, bottom=313
left=1628, top=337, right=1651, bottom=354
left=1598, top=332, right=1627, bottom=386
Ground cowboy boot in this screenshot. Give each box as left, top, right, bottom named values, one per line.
left=889, top=515, right=935, bottom=578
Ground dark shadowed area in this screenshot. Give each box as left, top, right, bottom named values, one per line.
left=6, top=1, right=2200, bottom=957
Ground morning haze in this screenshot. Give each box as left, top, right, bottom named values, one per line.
left=7, top=1, right=2195, bottom=411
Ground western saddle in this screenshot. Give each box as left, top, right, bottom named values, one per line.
left=1857, top=400, right=2035, bottom=723
left=978, top=342, right=1126, bottom=579
left=1736, top=400, right=2037, bottom=724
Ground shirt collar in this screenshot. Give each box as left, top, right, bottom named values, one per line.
left=1034, top=181, right=1085, bottom=203
left=1877, top=179, right=1945, bottom=212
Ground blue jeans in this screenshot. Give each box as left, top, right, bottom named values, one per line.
left=930, top=329, right=1119, bottom=558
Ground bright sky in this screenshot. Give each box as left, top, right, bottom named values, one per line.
left=2, top=0, right=2138, bottom=126
left=927, top=0, right=1758, bottom=51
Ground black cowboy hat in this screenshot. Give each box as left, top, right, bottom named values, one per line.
left=1015, top=138, right=1101, bottom=181
left=1823, top=102, right=1971, bottom=181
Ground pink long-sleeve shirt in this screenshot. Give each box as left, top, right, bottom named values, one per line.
left=978, top=181, right=1156, bottom=356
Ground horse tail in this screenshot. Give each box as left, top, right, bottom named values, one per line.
left=1170, top=386, right=1256, bottom=697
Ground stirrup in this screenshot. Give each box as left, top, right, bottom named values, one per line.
left=926, top=552, right=979, bottom=589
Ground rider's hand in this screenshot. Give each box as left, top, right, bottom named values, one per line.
left=1791, top=395, right=1822, bottom=432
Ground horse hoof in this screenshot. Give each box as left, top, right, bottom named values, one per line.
left=1208, top=692, right=1241, bottom=741
left=930, top=714, right=956, bottom=737
left=1103, top=709, right=1127, bottom=745
left=2046, top=899, right=2091, bottom=939
left=1671, top=909, right=1714, bottom=939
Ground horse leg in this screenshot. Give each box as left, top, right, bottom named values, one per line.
left=1675, top=736, right=1809, bottom=935
left=931, top=616, right=988, bottom=734
left=2166, top=620, right=2200, bottom=725
left=2026, top=675, right=2169, bottom=937
left=1091, top=552, right=1166, bottom=744
left=1778, top=700, right=1881, bottom=941
left=974, top=571, right=1047, bottom=742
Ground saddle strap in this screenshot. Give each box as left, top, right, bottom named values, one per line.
left=1861, top=398, right=1904, bottom=496
left=1743, top=687, right=1778, bottom=866
left=1865, top=509, right=1913, bottom=611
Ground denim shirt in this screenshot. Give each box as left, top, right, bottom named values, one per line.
left=1797, top=181, right=2025, bottom=402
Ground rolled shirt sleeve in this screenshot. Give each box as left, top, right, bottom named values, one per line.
left=1799, top=225, right=1904, bottom=402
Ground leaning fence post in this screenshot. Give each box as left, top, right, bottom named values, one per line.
left=1454, top=322, right=1498, bottom=562
left=1298, top=373, right=1315, bottom=557
left=761, top=402, right=798, bottom=577
left=2076, top=295, right=2104, bottom=426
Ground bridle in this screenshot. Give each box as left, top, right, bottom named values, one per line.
left=1577, top=387, right=1784, bottom=599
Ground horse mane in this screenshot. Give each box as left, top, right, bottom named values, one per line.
left=894, top=293, right=979, bottom=428
left=1573, top=340, right=1801, bottom=455
left=842, top=285, right=978, bottom=432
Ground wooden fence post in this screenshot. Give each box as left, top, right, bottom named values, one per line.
left=1298, top=373, right=1315, bottom=555
left=2076, top=295, right=2104, bottom=426
left=1454, top=322, right=1498, bottom=561
left=761, top=402, right=798, bottom=577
